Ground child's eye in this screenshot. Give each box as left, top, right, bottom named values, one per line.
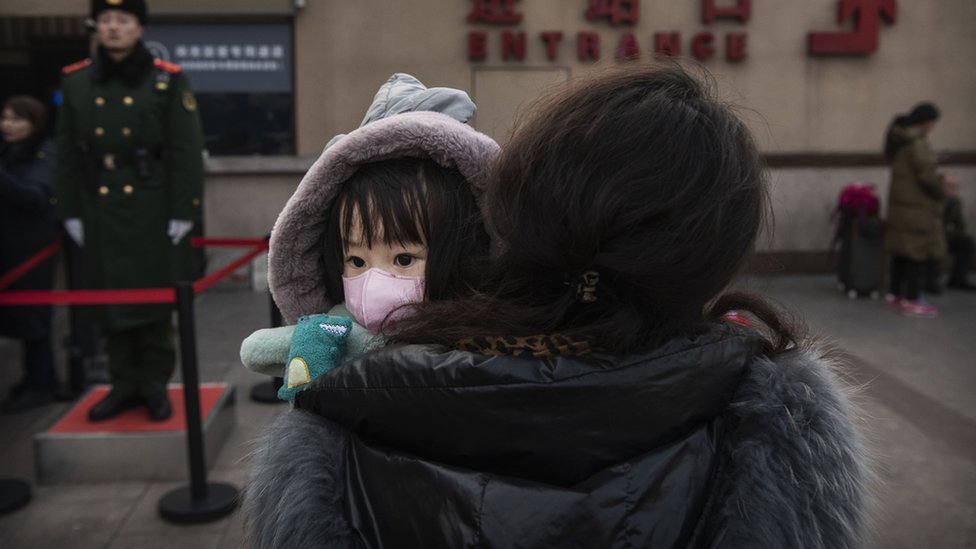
left=347, top=256, right=366, bottom=268
left=394, top=254, right=415, bottom=267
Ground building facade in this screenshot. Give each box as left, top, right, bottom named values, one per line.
left=2, top=0, right=974, bottom=270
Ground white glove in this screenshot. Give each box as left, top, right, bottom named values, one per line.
left=167, top=219, right=194, bottom=245
left=64, top=218, right=84, bottom=246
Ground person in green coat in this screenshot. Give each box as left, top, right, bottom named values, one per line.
left=55, top=0, right=204, bottom=421
left=882, top=102, right=955, bottom=318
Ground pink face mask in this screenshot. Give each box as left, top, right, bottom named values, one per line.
left=342, top=268, right=425, bottom=333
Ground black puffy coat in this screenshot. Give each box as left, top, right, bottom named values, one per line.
left=244, top=325, right=872, bottom=548
left=0, top=137, right=57, bottom=339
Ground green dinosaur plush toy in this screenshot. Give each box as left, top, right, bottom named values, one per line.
left=239, top=304, right=381, bottom=402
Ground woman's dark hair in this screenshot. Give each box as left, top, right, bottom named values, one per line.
left=392, top=63, right=797, bottom=354
left=322, top=156, right=489, bottom=305
left=882, top=114, right=910, bottom=160
left=883, top=102, right=940, bottom=160
left=3, top=95, right=47, bottom=137
left=906, top=102, right=939, bottom=126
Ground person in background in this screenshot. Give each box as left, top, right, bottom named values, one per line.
left=55, top=0, right=204, bottom=421
left=244, top=64, right=872, bottom=548
left=0, top=96, right=59, bottom=413
left=882, top=102, right=956, bottom=317
left=940, top=178, right=975, bottom=291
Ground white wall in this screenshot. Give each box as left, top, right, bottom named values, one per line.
left=763, top=166, right=976, bottom=252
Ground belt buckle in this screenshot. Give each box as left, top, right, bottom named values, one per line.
left=103, top=154, right=116, bottom=171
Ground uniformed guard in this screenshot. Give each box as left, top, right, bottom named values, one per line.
left=55, top=0, right=204, bottom=421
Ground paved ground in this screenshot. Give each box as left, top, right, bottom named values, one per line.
left=0, top=274, right=974, bottom=548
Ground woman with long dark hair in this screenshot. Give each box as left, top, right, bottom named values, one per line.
left=0, top=96, right=58, bottom=412
left=245, top=64, right=873, bottom=548
left=882, top=102, right=956, bottom=317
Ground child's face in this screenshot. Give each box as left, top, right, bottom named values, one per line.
left=342, top=207, right=427, bottom=278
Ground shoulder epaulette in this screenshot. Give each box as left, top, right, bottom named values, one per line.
left=153, top=58, right=183, bottom=74
left=62, top=58, right=92, bottom=75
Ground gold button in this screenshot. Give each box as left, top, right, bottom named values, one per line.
left=123, top=96, right=134, bottom=106
left=192, top=198, right=200, bottom=206
left=121, top=127, right=131, bottom=137
left=99, top=186, right=109, bottom=195
left=95, top=97, right=105, bottom=106
left=94, top=127, right=104, bottom=137
left=123, top=185, right=134, bottom=195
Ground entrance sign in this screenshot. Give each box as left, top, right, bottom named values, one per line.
left=466, top=0, right=898, bottom=63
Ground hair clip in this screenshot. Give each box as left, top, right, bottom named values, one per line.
left=576, top=271, right=600, bottom=303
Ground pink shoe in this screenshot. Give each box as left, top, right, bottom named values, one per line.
left=884, top=294, right=902, bottom=307
left=900, top=300, right=939, bottom=318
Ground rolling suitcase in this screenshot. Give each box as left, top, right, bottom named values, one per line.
left=837, top=216, right=884, bottom=299
left=834, top=183, right=883, bottom=299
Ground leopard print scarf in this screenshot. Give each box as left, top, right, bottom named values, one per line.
left=456, top=334, right=593, bottom=358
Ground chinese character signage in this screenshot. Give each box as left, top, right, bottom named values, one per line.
left=465, top=0, right=897, bottom=63
left=145, top=24, right=292, bottom=93
left=808, top=0, right=897, bottom=55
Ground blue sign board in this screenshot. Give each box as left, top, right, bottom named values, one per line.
left=144, top=24, right=292, bottom=94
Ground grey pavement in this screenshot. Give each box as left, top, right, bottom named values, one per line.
left=1, top=274, right=974, bottom=548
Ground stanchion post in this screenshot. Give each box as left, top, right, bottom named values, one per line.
left=158, top=281, right=237, bottom=524
left=250, top=287, right=285, bottom=403
left=177, top=281, right=207, bottom=498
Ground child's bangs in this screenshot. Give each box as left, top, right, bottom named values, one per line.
left=337, top=159, right=431, bottom=251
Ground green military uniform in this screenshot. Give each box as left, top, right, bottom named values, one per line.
left=55, top=41, right=204, bottom=398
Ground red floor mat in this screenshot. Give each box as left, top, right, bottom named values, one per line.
left=49, top=383, right=228, bottom=434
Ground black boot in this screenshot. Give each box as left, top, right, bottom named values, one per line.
left=87, top=391, right=142, bottom=421
left=145, top=391, right=172, bottom=421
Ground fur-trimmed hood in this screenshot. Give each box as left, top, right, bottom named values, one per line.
left=244, top=327, right=873, bottom=548
left=268, top=74, right=500, bottom=323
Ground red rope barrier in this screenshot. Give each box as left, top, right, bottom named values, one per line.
left=191, top=237, right=268, bottom=248
left=0, top=236, right=269, bottom=307
left=0, top=288, right=175, bottom=305
left=0, top=240, right=62, bottom=292
left=192, top=240, right=269, bottom=294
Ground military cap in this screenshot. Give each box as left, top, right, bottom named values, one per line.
left=91, top=0, right=148, bottom=26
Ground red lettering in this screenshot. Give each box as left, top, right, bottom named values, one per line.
left=585, top=0, right=640, bottom=26
left=808, top=0, right=896, bottom=55
left=502, top=31, right=526, bottom=61
left=615, top=32, right=641, bottom=60
left=577, top=32, right=601, bottom=61
left=692, top=32, right=715, bottom=61
left=726, top=33, right=747, bottom=61
left=701, top=0, right=751, bottom=23
left=654, top=32, right=681, bottom=58
left=541, top=31, right=563, bottom=61
left=468, top=31, right=488, bottom=61
left=467, top=0, right=523, bottom=24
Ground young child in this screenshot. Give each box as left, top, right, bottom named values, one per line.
left=240, top=74, right=498, bottom=401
